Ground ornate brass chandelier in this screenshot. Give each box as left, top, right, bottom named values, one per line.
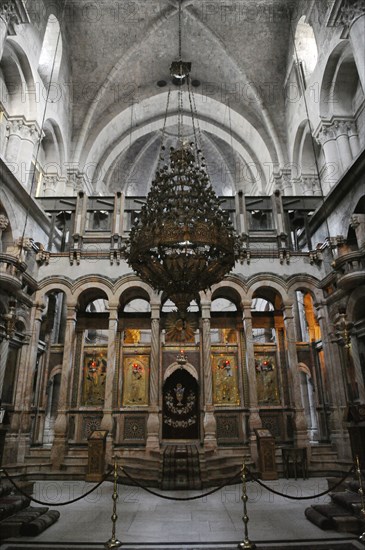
left=125, top=1, right=237, bottom=316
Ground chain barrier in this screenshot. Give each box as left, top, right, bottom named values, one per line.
left=246, top=465, right=356, bottom=500
left=0, top=467, right=113, bottom=507
left=120, top=465, right=244, bottom=501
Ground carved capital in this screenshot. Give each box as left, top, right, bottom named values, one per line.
left=0, top=213, right=9, bottom=231
left=315, top=124, right=336, bottom=146
left=301, top=175, right=320, bottom=194
left=6, top=117, right=42, bottom=143
left=67, top=169, right=87, bottom=193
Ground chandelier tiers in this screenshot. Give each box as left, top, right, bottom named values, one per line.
left=125, top=6, right=238, bottom=317
left=125, top=139, right=237, bottom=316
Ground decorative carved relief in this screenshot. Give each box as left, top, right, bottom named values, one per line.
left=82, top=415, right=102, bottom=440
left=260, top=414, right=281, bottom=439
left=123, top=415, right=146, bottom=441
left=216, top=414, right=240, bottom=440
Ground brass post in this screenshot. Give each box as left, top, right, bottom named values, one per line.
left=355, top=455, right=365, bottom=544
left=104, top=456, right=122, bottom=549
left=238, top=460, right=256, bottom=549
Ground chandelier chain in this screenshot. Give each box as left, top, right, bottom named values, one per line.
left=159, top=87, right=172, bottom=167
left=190, top=83, right=210, bottom=182
left=187, top=77, right=199, bottom=159
left=178, top=0, right=182, bottom=61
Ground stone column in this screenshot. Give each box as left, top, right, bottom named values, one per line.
left=16, top=301, right=45, bottom=462
left=51, top=303, right=77, bottom=469
left=6, top=118, right=42, bottom=189
left=100, top=304, right=118, bottom=465
left=201, top=298, right=217, bottom=450
left=0, top=214, right=9, bottom=252
left=242, top=300, right=262, bottom=464
left=315, top=125, right=340, bottom=194
left=348, top=121, right=360, bottom=159
left=282, top=304, right=308, bottom=448
left=333, top=120, right=353, bottom=171
left=146, top=302, right=160, bottom=450
left=315, top=304, right=349, bottom=457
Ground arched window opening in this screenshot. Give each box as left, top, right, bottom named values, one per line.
left=251, top=297, right=275, bottom=344
left=123, top=298, right=151, bottom=344
left=294, top=16, right=318, bottom=80
left=38, top=15, right=63, bottom=85
left=84, top=298, right=109, bottom=345
left=211, top=297, right=238, bottom=344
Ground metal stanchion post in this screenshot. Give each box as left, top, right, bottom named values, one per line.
left=238, top=460, right=256, bottom=550
left=355, top=455, right=365, bottom=545
left=104, top=457, right=122, bottom=549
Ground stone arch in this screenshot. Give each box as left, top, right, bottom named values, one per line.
left=78, top=93, right=277, bottom=195
left=211, top=281, right=245, bottom=310
left=320, top=42, right=363, bottom=120
left=0, top=40, right=36, bottom=118
left=247, top=279, right=287, bottom=306
left=291, top=120, right=322, bottom=195
left=164, top=362, right=198, bottom=382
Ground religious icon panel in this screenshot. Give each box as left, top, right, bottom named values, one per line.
left=122, top=355, right=149, bottom=406
left=81, top=349, right=107, bottom=406
left=255, top=353, right=280, bottom=405
left=212, top=353, right=240, bottom=406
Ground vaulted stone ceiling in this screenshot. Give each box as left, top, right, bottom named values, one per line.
left=61, top=0, right=298, bottom=194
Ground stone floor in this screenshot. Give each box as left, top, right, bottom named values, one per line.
left=1, top=477, right=363, bottom=548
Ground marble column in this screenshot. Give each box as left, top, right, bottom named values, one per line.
left=201, top=298, right=217, bottom=450
left=100, top=304, right=118, bottom=465
left=282, top=304, right=308, bottom=448
left=315, top=304, right=349, bottom=458
left=242, top=300, right=262, bottom=464
left=51, top=304, right=77, bottom=469
left=16, top=301, right=45, bottom=462
left=146, top=302, right=161, bottom=450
